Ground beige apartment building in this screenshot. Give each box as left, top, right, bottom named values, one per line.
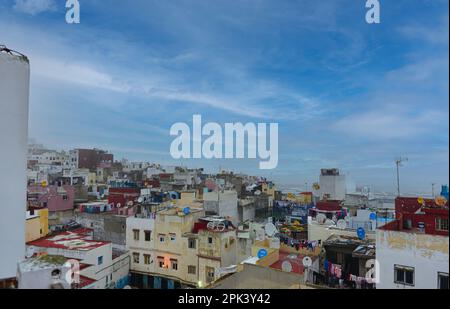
left=127, top=205, right=205, bottom=289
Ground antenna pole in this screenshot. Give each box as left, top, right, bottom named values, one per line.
left=395, top=157, right=408, bottom=197
left=396, top=160, right=400, bottom=197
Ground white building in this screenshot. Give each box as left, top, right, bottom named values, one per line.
left=28, top=150, right=69, bottom=166
left=318, top=168, right=346, bottom=201
left=376, top=227, right=449, bottom=289
left=203, top=190, right=239, bottom=225
left=26, top=228, right=130, bottom=289
left=18, top=256, right=74, bottom=289
left=0, top=47, right=29, bottom=281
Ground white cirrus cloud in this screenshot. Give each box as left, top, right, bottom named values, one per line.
left=13, top=0, right=56, bottom=15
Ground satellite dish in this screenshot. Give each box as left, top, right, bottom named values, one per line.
left=116, top=203, right=122, bottom=208
left=417, top=197, right=425, bottom=205
left=255, top=190, right=262, bottom=196
left=207, top=221, right=226, bottom=232
left=281, top=261, right=293, bottom=273
left=265, top=223, right=277, bottom=237
left=123, top=285, right=132, bottom=289
left=357, top=227, right=366, bottom=240
left=183, top=207, right=191, bottom=215
left=325, top=219, right=335, bottom=226
left=257, top=249, right=268, bottom=259
left=369, top=213, right=377, bottom=221
left=337, top=219, right=347, bottom=230
left=435, top=196, right=447, bottom=207
left=302, top=256, right=312, bottom=268
left=137, top=197, right=144, bottom=203
left=26, top=246, right=35, bottom=258
left=316, top=214, right=326, bottom=225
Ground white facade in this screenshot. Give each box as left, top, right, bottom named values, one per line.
left=0, top=49, right=29, bottom=279
left=319, top=169, right=346, bottom=200
left=126, top=217, right=156, bottom=274
left=18, top=257, right=72, bottom=289
left=307, top=216, right=376, bottom=243
left=28, top=151, right=69, bottom=166
left=203, top=190, right=239, bottom=225
left=376, top=229, right=449, bottom=289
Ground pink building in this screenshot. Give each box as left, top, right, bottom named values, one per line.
left=28, top=185, right=75, bottom=212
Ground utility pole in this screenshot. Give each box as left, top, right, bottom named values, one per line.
left=395, top=157, right=408, bottom=197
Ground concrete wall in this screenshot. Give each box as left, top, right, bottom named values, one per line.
left=18, top=263, right=71, bottom=289
left=75, top=213, right=127, bottom=250
left=25, top=217, right=41, bottom=243
left=376, top=229, right=449, bottom=289
left=204, top=191, right=239, bottom=225
left=212, top=263, right=303, bottom=289
left=319, top=174, right=346, bottom=200
left=308, top=218, right=376, bottom=243
left=0, top=50, right=29, bottom=279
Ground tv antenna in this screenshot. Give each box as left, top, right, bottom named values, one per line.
left=395, top=157, right=408, bottom=197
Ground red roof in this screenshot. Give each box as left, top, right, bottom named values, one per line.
left=27, top=228, right=109, bottom=251
left=270, top=252, right=305, bottom=275
left=77, top=276, right=97, bottom=289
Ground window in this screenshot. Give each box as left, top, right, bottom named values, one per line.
left=133, top=229, right=140, bottom=241
left=436, top=217, right=449, bottom=232
left=144, top=254, right=152, bottom=265
left=51, top=269, right=61, bottom=279
left=438, top=272, right=449, bottom=289
left=132, top=252, right=140, bottom=264
left=188, top=265, right=196, bottom=275
left=159, top=234, right=165, bottom=243
left=169, top=233, right=176, bottom=242
left=188, top=238, right=196, bottom=249
left=158, top=257, right=165, bottom=268
left=144, top=230, right=151, bottom=242
left=208, top=237, right=213, bottom=245
left=206, top=266, right=215, bottom=283
left=171, top=259, right=178, bottom=270
left=394, top=265, right=414, bottom=286
left=98, top=256, right=103, bottom=265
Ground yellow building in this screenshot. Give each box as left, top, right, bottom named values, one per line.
left=287, top=192, right=313, bottom=205
left=152, top=207, right=205, bottom=287
left=262, top=182, right=276, bottom=199
left=25, top=209, right=49, bottom=242
left=127, top=206, right=206, bottom=288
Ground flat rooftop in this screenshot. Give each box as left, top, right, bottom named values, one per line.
left=27, top=228, right=109, bottom=251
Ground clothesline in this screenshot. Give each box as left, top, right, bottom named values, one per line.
left=278, top=234, right=320, bottom=251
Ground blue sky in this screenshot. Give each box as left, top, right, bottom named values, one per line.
left=0, top=0, right=448, bottom=193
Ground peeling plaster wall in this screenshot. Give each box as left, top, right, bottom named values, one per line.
left=376, top=229, right=449, bottom=289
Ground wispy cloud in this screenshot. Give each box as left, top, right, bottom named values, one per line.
left=333, top=110, right=443, bottom=140
left=1, top=0, right=448, bottom=191
left=13, top=0, right=56, bottom=15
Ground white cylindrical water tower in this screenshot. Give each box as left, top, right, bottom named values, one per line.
left=0, top=46, right=29, bottom=280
